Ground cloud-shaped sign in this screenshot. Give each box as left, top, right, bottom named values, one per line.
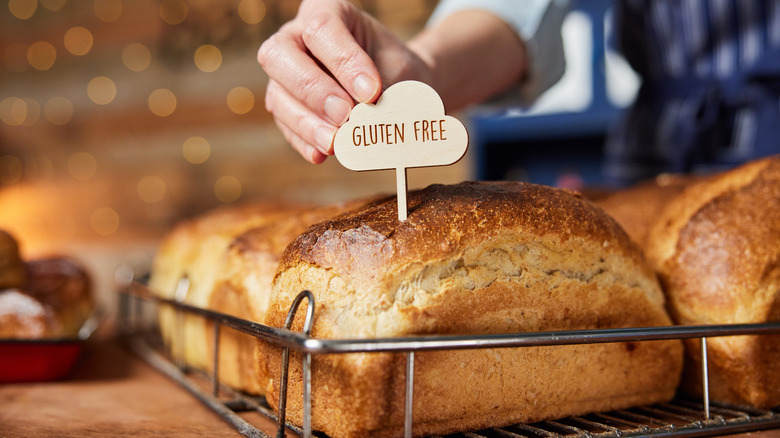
left=334, top=80, right=468, bottom=171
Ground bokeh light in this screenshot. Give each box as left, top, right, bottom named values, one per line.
left=44, top=96, right=74, bottom=125
left=0, top=156, right=23, bottom=184
left=226, top=87, right=255, bottom=114
left=27, top=41, right=56, bottom=70
left=20, top=98, right=40, bottom=126
left=122, top=43, right=151, bottom=72
left=64, top=26, right=94, bottom=56
left=3, top=43, right=29, bottom=72
left=0, top=97, right=27, bottom=126
left=137, top=175, right=166, bottom=203
left=8, top=0, right=37, bottom=19
left=182, top=136, right=210, bottom=164
left=194, top=44, right=222, bottom=72
left=148, top=88, right=176, bottom=117
left=90, top=206, right=120, bottom=235
left=93, top=0, right=122, bottom=23
left=159, top=0, right=187, bottom=25
left=40, top=0, right=66, bottom=11
left=238, top=0, right=266, bottom=24
left=67, top=151, right=97, bottom=180
left=214, top=175, right=242, bottom=203
left=87, top=76, right=117, bottom=105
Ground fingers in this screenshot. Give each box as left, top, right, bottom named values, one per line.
left=258, top=28, right=353, bottom=127
left=300, top=10, right=381, bottom=104
left=266, top=80, right=334, bottom=164
left=276, top=121, right=328, bottom=164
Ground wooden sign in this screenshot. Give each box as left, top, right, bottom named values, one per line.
left=334, top=80, right=469, bottom=221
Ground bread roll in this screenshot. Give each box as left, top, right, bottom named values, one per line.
left=205, top=200, right=366, bottom=393
left=25, top=257, right=93, bottom=336
left=645, top=155, right=780, bottom=409
left=149, top=201, right=312, bottom=371
left=0, top=289, right=61, bottom=338
left=261, top=181, right=683, bottom=438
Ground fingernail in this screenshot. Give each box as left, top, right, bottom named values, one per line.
left=353, top=74, right=378, bottom=103
left=324, top=96, right=351, bottom=125
left=315, top=126, right=336, bottom=154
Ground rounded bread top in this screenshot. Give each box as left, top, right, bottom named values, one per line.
left=646, top=155, right=780, bottom=324
left=279, top=181, right=652, bottom=293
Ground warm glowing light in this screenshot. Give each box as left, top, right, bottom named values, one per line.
left=67, top=152, right=97, bottom=180
left=0, top=156, right=23, bottom=184
left=0, top=97, right=27, bottom=126
left=122, top=43, right=151, bottom=72
left=8, top=0, right=37, bottom=19
left=137, top=175, right=166, bottom=203
left=64, top=26, right=93, bottom=56
left=20, top=98, right=40, bottom=126
left=87, top=76, right=116, bottom=105
left=27, top=41, right=56, bottom=71
left=44, top=96, right=73, bottom=125
left=3, top=43, right=29, bottom=72
left=93, top=0, right=122, bottom=22
left=238, top=0, right=265, bottom=24
left=40, top=0, right=66, bottom=11
left=226, top=87, right=255, bottom=114
left=90, top=206, right=119, bottom=236
left=159, top=0, right=187, bottom=25
left=182, top=136, right=210, bottom=164
left=194, top=45, right=222, bottom=72
left=148, top=88, right=176, bottom=117
left=214, top=176, right=242, bottom=203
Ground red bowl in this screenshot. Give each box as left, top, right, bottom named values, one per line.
left=0, top=339, right=85, bottom=383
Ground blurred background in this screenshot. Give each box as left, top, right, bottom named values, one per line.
left=0, top=0, right=638, bottom=306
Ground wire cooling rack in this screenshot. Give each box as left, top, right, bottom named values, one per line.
left=118, top=278, right=780, bottom=438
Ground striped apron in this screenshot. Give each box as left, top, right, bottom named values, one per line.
left=604, top=0, right=780, bottom=186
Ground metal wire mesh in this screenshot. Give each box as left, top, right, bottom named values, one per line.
left=119, top=281, right=780, bottom=438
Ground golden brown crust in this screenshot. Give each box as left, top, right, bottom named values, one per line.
left=205, top=200, right=367, bottom=393
left=264, top=181, right=682, bottom=437
left=595, top=174, right=696, bottom=248
left=280, top=181, right=656, bottom=309
left=645, top=155, right=780, bottom=408
left=149, top=201, right=313, bottom=371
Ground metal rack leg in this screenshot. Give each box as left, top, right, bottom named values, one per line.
left=405, top=351, right=415, bottom=438
left=276, top=291, right=316, bottom=438
left=701, top=337, right=710, bottom=419
left=213, top=322, right=221, bottom=397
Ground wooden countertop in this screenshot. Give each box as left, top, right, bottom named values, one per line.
left=0, top=339, right=283, bottom=437
left=1, top=338, right=779, bottom=438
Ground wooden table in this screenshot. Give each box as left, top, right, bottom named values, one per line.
left=0, top=339, right=284, bottom=437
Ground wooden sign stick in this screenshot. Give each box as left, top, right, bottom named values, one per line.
left=333, top=80, right=468, bottom=222
left=396, top=167, right=408, bottom=221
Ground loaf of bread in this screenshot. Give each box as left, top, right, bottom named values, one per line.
left=149, top=201, right=312, bottom=371
left=204, top=200, right=366, bottom=393
left=595, top=174, right=696, bottom=248
left=645, top=155, right=780, bottom=409
left=260, top=181, right=683, bottom=438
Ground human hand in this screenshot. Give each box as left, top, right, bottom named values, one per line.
left=258, top=0, right=432, bottom=163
